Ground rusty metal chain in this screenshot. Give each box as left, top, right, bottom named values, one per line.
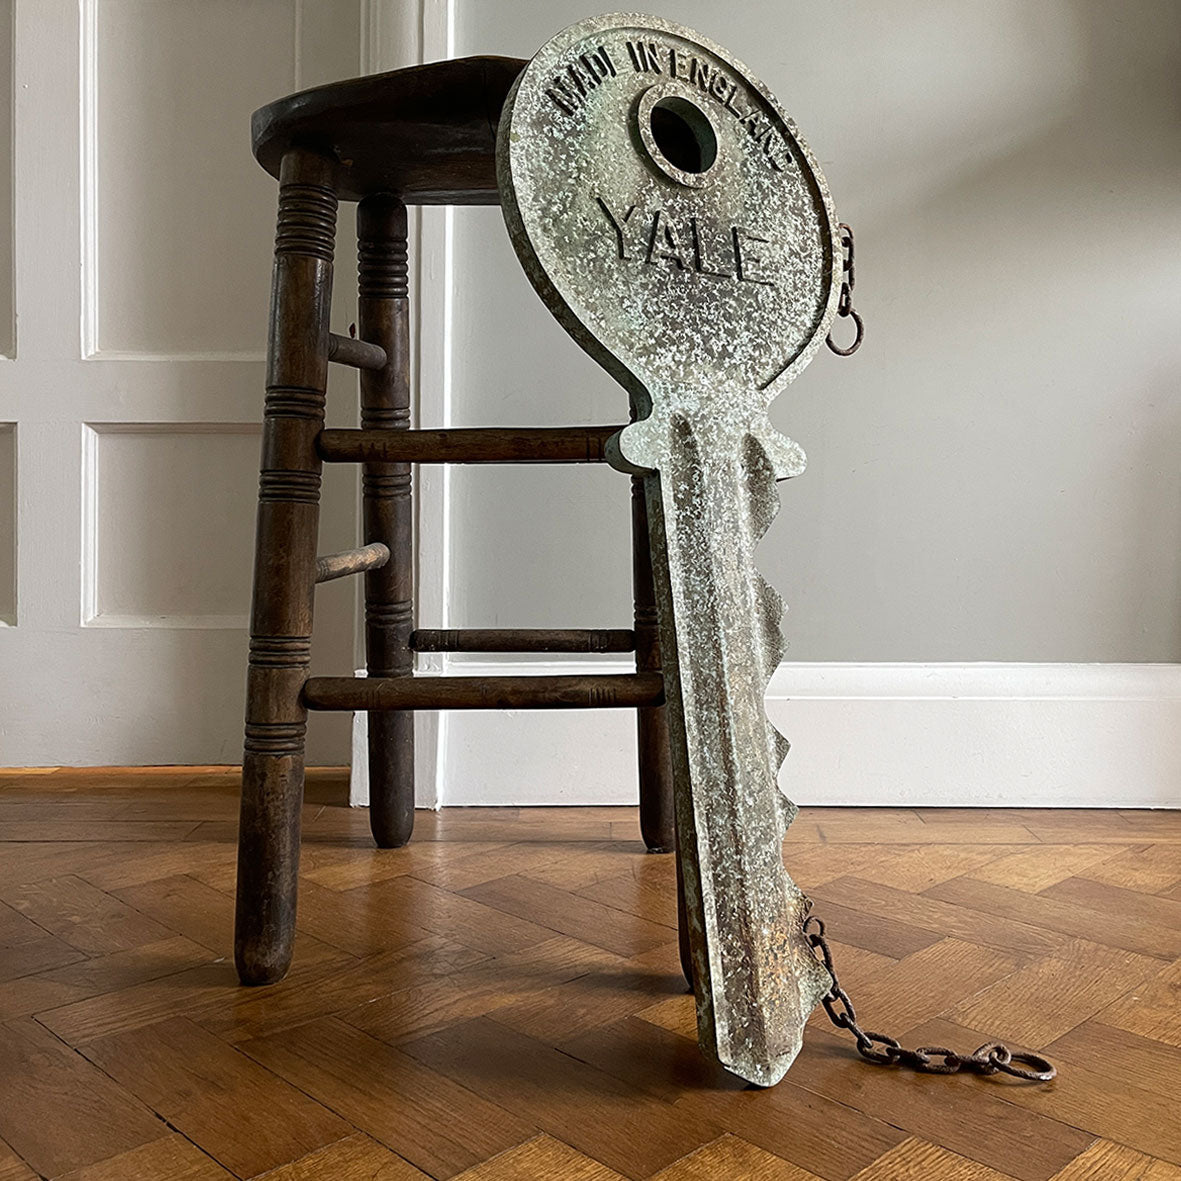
left=825, top=222, right=864, bottom=356
left=804, top=914, right=1056, bottom=1082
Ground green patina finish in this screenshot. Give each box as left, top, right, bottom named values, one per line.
left=498, top=13, right=841, bottom=1085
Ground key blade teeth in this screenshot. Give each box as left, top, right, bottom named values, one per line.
left=641, top=414, right=829, bottom=1087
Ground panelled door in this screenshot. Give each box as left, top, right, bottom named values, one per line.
left=0, top=1, right=374, bottom=765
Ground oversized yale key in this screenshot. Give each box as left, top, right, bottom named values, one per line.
left=498, top=14, right=841, bottom=1085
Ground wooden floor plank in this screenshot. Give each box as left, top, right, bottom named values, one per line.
left=1045, top=1139, right=1181, bottom=1180
left=37, top=936, right=354, bottom=1045
left=924, top=877, right=1181, bottom=960
left=557, top=1015, right=905, bottom=1181
left=779, top=1027, right=1093, bottom=1181
left=518, top=842, right=662, bottom=893
left=648, top=1134, right=823, bottom=1180
left=489, top=941, right=685, bottom=1043
left=460, top=874, right=680, bottom=958
left=805, top=937, right=1021, bottom=1034
left=1094, top=958, right=1181, bottom=1048
left=54, top=1134, right=234, bottom=1181
left=254, top=1133, right=430, bottom=1180
left=306, top=840, right=515, bottom=892
left=1044, top=1021, right=1181, bottom=1099
left=241, top=1017, right=536, bottom=1179
left=112, top=874, right=238, bottom=956
left=0, top=898, right=86, bottom=981
left=0, top=935, right=213, bottom=1022
left=904, top=1016, right=1181, bottom=1166
left=361, top=875, right=560, bottom=956
left=0, top=1134, right=38, bottom=1181
left=1075, top=844, right=1181, bottom=895
left=196, top=934, right=485, bottom=1044
left=2, top=874, right=173, bottom=956
left=1037, top=875, right=1181, bottom=933
left=0, top=777, right=1176, bottom=1181
left=799, top=896, right=940, bottom=960
left=849, top=1139, right=1018, bottom=1180
left=0, top=1017, right=163, bottom=1178
left=451, top=1134, right=626, bottom=1181
left=80, top=1016, right=352, bottom=1178
left=0, top=820, right=199, bottom=842
left=341, top=935, right=621, bottom=1046
left=779, top=843, right=904, bottom=890
left=965, top=845, right=1123, bottom=894
left=852, top=845, right=1029, bottom=893
left=946, top=938, right=1163, bottom=1048
left=400, top=1016, right=722, bottom=1180
left=811, top=877, right=1069, bottom=958
left=574, top=870, right=679, bottom=929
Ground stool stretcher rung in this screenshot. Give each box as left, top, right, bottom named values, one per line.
left=410, top=628, right=635, bottom=654
left=314, top=542, right=390, bottom=583
left=318, top=425, right=624, bottom=464
left=327, top=332, right=387, bottom=370
left=303, top=673, right=664, bottom=711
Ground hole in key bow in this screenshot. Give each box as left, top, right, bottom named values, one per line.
left=649, top=96, right=718, bottom=175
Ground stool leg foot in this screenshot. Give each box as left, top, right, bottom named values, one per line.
left=369, top=715, right=414, bottom=848
left=234, top=147, right=337, bottom=985
left=235, top=751, right=304, bottom=984
left=632, top=475, right=676, bottom=853
left=358, top=195, right=415, bottom=850
left=638, top=705, right=675, bottom=853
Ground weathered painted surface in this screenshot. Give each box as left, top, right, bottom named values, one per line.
left=497, top=13, right=840, bottom=1085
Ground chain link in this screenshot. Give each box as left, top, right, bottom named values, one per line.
left=825, top=222, right=864, bottom=356
left=804, top=914, right=1056, bottom=1083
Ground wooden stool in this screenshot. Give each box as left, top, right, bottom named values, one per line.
left=235, top=57, right=680, bottom=986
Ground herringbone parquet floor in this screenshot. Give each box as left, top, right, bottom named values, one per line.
left=1, top=769, right=1179, bottom=1180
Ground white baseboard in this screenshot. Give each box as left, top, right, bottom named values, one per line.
left=350, top=662, right=1181, bottom=809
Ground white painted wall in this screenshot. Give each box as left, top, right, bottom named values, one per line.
left=448, top=1, right=1181, bottom=664
left=386, top=1, right=1181, bottom=809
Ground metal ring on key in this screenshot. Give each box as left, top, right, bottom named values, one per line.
left=826, top=307, right=863, bottom=356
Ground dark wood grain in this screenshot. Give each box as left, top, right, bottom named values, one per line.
left=0, top=1017, right=161, bottom=1177
left=314, top=541, right=389, bottom=584
left=81, top=1017, right=351, bottom=1178
left=302, top=673, right=666, bottom=712
left=631, top=475, right=676, bottom=855
left=327, top=331, right=386, bottom=370
left=318, top=424, right=624, bottom=464
left=357, top=194, right=416, bottom=850
left=410, top=628, right=636, bottom=653
left=401, top=1017, right=722, bottom=1179
left=235, top=146, right=338, bottom=986
left=251, top=56, right=526, bottom=204
left=242, top=1017, right=535, bottom=1178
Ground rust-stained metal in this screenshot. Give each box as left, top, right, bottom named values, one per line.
left=825, top=222, right=864, bottom=356
left=497, top=13, right=841, bottom=1085
left=805, top=916, right=1057, bottom=1082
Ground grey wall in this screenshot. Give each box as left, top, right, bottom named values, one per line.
left=446, top=1, right=1181, bottom=662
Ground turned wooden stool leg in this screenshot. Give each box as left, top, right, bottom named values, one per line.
left=358, top=195, right=415, bottom=848
left=632, top=475, right=675, bottom=853
left=235, top=147, right=337, bottom=985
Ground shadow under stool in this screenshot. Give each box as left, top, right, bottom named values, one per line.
left=234, top=56, right=689, bottom=988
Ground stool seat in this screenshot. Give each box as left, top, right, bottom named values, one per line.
left=251, top=56, right=526, bottom=204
